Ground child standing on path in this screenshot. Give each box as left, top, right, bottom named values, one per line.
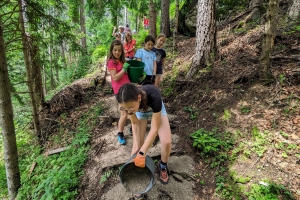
left=116, top=83, right=172, bottom=199
left=134, top=35, right=157, bottom=86
left=112, top=25, right=125, bottom=42
left=124, top=32, right=136, bottom=60
left=152, top=34, right=167, bottom=87
left=143, top=16, right=149, bottom=29
left=107, top=40, right=131, bottom=145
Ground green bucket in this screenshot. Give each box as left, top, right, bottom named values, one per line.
left=127, top=60, right=145, bottom=83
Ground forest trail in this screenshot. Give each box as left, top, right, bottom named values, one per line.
left=75, top=71, right=209, bottom=200
left=39, top=31, right=300, bottom=199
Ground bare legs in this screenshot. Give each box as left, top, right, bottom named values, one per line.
left=157, top=116, right=172, bottom=162
left=131, top=115, right=171, bottom=163
left=118, top=110, right=128, bottom=133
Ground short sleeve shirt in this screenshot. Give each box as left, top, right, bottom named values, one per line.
left=138, top=85, right=162, bottom=113
left=107, top=59, right=130, bottom=94
left=151, top=47, right=166, bottom=69
left=134, top=49, right=156, bottom=75
left=124, top=39, right=136, bottom=58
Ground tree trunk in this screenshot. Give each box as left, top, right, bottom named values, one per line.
left=173, top=0, right=179, bottom=52
left=244, top=0, right=264, bottom=24
left=259, top=0, right=279, bottom=81
left=186, top=0, right=217, bottom=79
left=80, top=0, right=87, bottom=54
left=49, top=41, right=55, bottom=88
left=149, top=0, right=157, bottom=38
left=29, top=36, right=45, bottom=108
left=18, top=0, right=42, bottom=142
left=288, top=0, right=300, bottom=21
left=161, top=0, right=171, bottom=37
left=0, top=17, right=21, bottom=200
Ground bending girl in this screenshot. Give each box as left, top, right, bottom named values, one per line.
left=116, top=83, right=172, bottom=185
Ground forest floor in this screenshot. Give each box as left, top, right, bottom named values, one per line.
left=41, top=20, right=300, bottom=200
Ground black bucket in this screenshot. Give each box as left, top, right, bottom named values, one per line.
left=119, top=155, right=155, bottom=195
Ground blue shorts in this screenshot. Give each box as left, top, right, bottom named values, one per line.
left=136, top=101, right=167, bottom=120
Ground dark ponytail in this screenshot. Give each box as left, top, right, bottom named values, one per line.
left=117, top=83, right=148, bottom=110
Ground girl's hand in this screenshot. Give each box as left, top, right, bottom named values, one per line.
left=131, top=147, right=139, bottom=156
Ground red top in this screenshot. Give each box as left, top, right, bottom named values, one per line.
left=124, top=39, right=136, bottom=58
left=144, top=18, right=149, bottom=25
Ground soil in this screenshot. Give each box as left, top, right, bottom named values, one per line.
left=122, top=164, right=152, bottom=194
left=40, top=11, right=300, bottom=200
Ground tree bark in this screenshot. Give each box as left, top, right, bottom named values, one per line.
left=149, top=0, right=157, bottom=38
left=18, top=0, right=42, bottom=142
left=0, top=17, right=20, bottom=200
left=173, top=0, right=179, bottom=52
left=288, top=0, right=300, bottom=21
left=161, top=0, right=171, bottom=37
left=259, top=0, right=279, bottom=81
left=244, top=0, right=264, bottom=24
left=29, top=36, right=45, bottom=108
left=186, top=0, right=217, bottom=79
left=80, top=0, right=87, bottom=54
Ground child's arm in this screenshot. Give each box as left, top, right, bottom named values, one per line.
left=109, top=69, right=126, bottom=82
left=107, top=60, right=127, bottom=82
left=127, top=41, right=136, bottom=53
left=153, top=60, right=157, bottom=75
left=112, top=26, right=116, bottom=36
left=153, top=52, right=157, bottom=75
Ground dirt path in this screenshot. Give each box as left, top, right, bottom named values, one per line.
left=76, top=93, right=206, bottom=200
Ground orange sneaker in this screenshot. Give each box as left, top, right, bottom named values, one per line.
left=159, top=163, right=170, bottom=184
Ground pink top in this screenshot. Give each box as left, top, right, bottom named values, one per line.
left=107, top=59, right=130, bottom=94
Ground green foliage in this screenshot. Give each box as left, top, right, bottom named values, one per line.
left=279, top=74, right=285, bottom=85
left=100, top=170, right=112, bottom=185
left=216, top=0, right=249, bottom=20
left=86, top=17, right=114, bottom=49
left=13, top=103, right=104, bottom=199
left=183, top=106, right=198, bottom=120
left=133, top=29, right=149, bottom=49
left=222, top=109, right=231, bottom=121
left=70, top=54, right=92, bottom=81
left=280, top=131, right=289, bottom=139
left=17, top=132, right=89, bottom=199
left=215, top=175, right=242, bottom=199
left=251, top=127, right=268, bottom=157
left=246, top=182, right=295, bottom=200
left=92, top=46, right=108, bottom=63
left=190, top=128, right=234, bottom=167
left=240, top=106, right=251, bottom=114
left=0, top=163, right=8, bottom=198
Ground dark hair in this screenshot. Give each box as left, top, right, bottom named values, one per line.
left=126, top=23, right=129, bottom=27
left=115, top=33, right=121, bottom=38
left=144, top=35, right=155, bottom=44
left=107, top=39, right=125, bottom=64
left=116, top=83, right=148, bottom=110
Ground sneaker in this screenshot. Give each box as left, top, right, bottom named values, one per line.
left=117, top=135, right=126, bottom=145
left=133, top=193, right=144, bottom=200
left=158, top=163, right=170, bottom=184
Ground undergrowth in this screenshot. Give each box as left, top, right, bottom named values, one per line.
left=190, top=127, right=295, bottom=199
left=14, top=102, right=104, bottom=199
